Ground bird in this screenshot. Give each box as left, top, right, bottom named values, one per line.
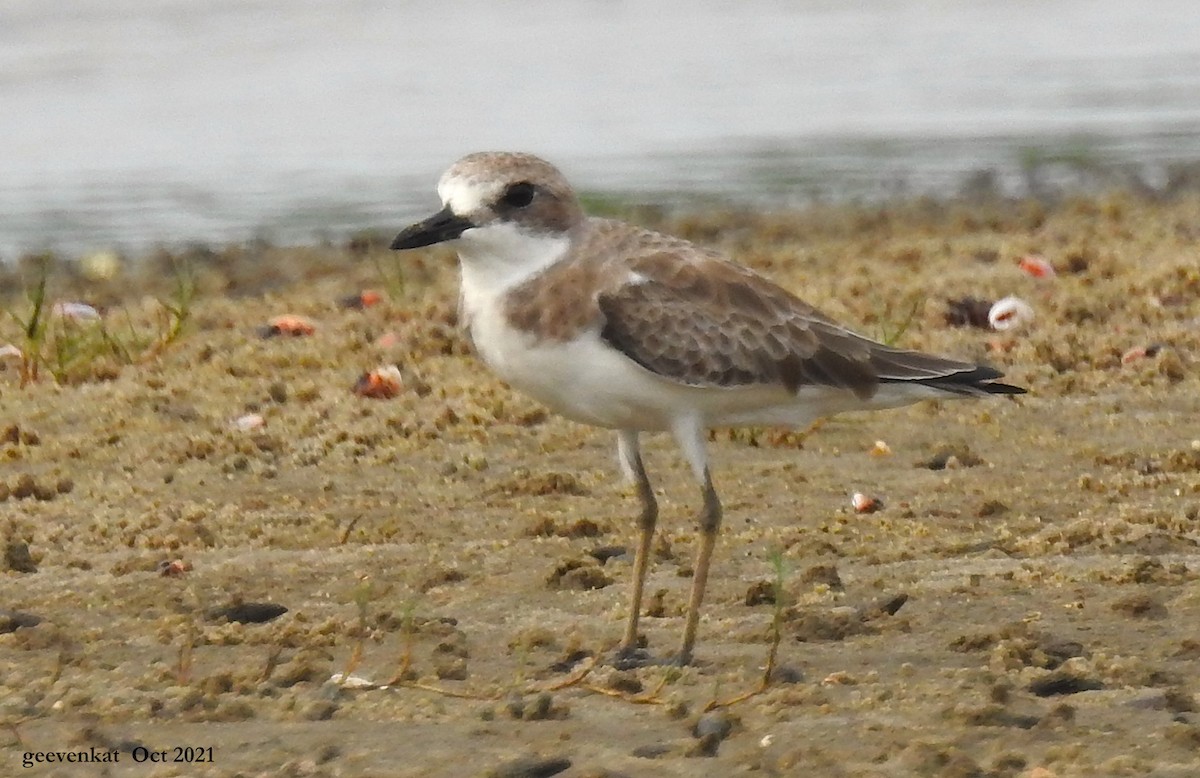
left=390, top=152, right=1025, bottom=665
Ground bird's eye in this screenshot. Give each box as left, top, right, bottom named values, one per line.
left=501, top=182, right=535, bottom=208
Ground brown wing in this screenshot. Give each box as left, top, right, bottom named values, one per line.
left=597, top=251, right=1019, bottom=399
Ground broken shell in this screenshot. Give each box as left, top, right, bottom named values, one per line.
left=851, top=492, right=883, bottom=514
left=339, top=289, right=385, bottom=310
left=353, top=365, right=403, bottom=399
left=988, top=296, right=1034, bottom=331
left=869, top=440, right=892, bottom=457
left=1121, top=344, right=1163, bottom=364
left=231, top=413, right=266, bottom=432
left=0, top=344, right=22, bottom=361
left=259, top=314, right=316, bottom=338
left=1018, top=254, right=1056, bottom=279
left=330, top=672, right=380, bottom=689
left=51, top=301, right=101, bottom=321
left=157, top=559, right=192, bottom=577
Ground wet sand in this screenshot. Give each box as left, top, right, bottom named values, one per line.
left=2, top=192, right=1199, bottom=777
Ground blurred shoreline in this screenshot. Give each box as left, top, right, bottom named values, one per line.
left=5, top=145, right=1200, bottom=267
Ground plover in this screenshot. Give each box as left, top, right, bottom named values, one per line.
left=391, top=152, right=1024, bottom=665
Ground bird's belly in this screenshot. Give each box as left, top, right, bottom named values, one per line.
left=468, top=310, right=821, bottom=432
left=472, top=320, right=675, bottom=430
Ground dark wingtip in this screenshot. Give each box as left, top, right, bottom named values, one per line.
left=881, top=364, right=1027, bottom=396
left=978, top=381, right=1026, bottom=396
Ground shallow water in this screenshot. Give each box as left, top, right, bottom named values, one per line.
left=3, top=0, right=1200, bottom=257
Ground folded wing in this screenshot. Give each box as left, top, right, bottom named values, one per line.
left=597, top=251, right=1023, bottom=399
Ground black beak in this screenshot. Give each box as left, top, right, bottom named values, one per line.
left=389, top=206, right=474, bottom=250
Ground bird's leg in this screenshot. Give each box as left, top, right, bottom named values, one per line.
left=617, top=430, right=658, bottom=654
left=679, top=469, right=721, bottom=665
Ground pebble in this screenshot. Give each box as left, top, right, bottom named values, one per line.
left=944, top=296, right=994, bottom=329
left=4, top=540, right=38, bottom=573
left=693, top=711, right=734, bottom=741
left=487, top=756, right=571, bottom=778
left=1027, top=670, right=1104, bottom=697
left=0, top=609, right=42, bottom=633
left=208, top=602, right=288, bottom=624
left=631, top=743, right=674, bottom=759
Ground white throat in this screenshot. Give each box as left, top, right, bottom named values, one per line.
left=456, top=222, right=570, bottom=302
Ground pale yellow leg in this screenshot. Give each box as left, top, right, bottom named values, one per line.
left=678, top=471, right=722, bottom=665
left=618, top=433, right=658, bottom=652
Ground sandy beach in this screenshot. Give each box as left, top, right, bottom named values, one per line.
left=2, top=191, right=1199, bottom=777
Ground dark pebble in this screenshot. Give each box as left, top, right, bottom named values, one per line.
left=944, top=296, right=994, bottom=329
left=1028, top=672, right=1104, bottom=697
left=588, top=545, right=628, bottom=565
left=693, top=711, right=734, bottom=741
left=0, top=609, right=42, bottom=633
left=4, top=540, right=38, bottom=573
left=209, top=602, right=288, bottom=624
left=631, top=743, right=673, bottom=759
left=487, top=756, right=572, bottom=778
left=770, top=664, right=805, bottom=684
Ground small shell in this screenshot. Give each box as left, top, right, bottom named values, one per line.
left=51, top=301, right=101, bottom=321
left=869, top=440, right=892, bottom=457
left=851, top=492, right=883, bottom=514
left=0, top=344, right=23, bottom=361
left=231, top=413, right=266, bottom=432
left=1121, top=344, right=1162, bottom=364
left=353, top=365, right=403, bottom=399
left=988, top=296, right=1034, bottom=331
left=158, top=559, right=192, bottom=577
left=330, top=672, right=380, bottom=689
left=259, top=314, right=316, bottom=338
left=339, top=289, right=384, bottom=310
left=1018, top=254, right=1056, bottom=279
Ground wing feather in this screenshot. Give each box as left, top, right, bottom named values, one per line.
left=596, top=249, right=1019, bottom=398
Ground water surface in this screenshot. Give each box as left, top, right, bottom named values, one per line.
left=2, top=0, right=1199, bottom=257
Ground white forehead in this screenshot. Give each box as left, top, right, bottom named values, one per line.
left=437, top=172, right=502, bottom=216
